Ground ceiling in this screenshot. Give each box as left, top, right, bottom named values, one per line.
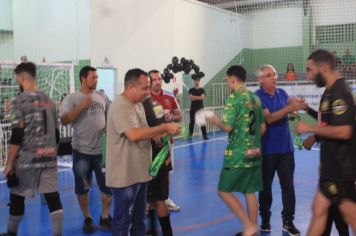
left=197, top=0, right=306, bottom=13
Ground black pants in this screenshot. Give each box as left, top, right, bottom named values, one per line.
left=189, top=108, right=207, bottom=137
left=322, top=204, right=349, bottom=236
left=259, top=152, right=296, bottom=222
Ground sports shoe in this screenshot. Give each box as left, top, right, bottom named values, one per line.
left=165, top=198, right=180, bottom=211
left=260, top=219, right=271, bottom=233
left=82, top=217, right=95, bottom=233
left=99, top=215, right=112, bottom=230
left=203, top=136, right=209, bottom=140
left=146, top=228, right=158, bottom=235
left=283, top=221, right=300, bottom=236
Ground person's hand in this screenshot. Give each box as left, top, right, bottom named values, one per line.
left=303, top=135, right=316, bottom=150
left=164, top=110, right=173, bottom=122
left=207, top=116, right=220, bottom=126
left=288, top=100, right=307, bottom=112
left=164, top=123, right=181, bottom=136
left=79, top=96, right=92, bottom=110
left=35, top=147, right=57, bottom=157
left=153, top=136, right=163, bottom=147
left=165, top=155, right=172, bottom=166
left=295, top=121, right=312, bottom=134
left=3, top=162, right=14, bottom=177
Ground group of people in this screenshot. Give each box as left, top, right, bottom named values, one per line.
left=285, top=48, right=356, bottom=81
left=1, top=49, right=356, bottom=236
left=205, top=49, right=356, bottom=236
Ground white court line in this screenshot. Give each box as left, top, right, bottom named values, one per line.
left=173, top=136, right=228, bottom=150
left=293, top=144, right=320, bottom=151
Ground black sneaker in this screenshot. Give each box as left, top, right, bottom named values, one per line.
left=260, top=219, right=271, bottom=233
left=82, top=217, right=95, bottom=233
left=203, top=136, right=209, bottom=140
left=99, top=215, right=112, bottom=230
left=283, top=221, right=300, bottom=236
left=146, top=228, right=158, bottom=235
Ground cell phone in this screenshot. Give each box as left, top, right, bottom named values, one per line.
left=7, top=173, right=19, bottom=188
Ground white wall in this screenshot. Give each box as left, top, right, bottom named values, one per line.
left=11, top=0, right=90, bottom=62
left=0, top=0, right=12, bottom=30
left=91, top=0, right=175, bottom=93
left=0, top=36, right=14, bottom=59
left=172, top=0, right=247, bottom=88
left=91, top=0, right=247, bottom=93
left=311, top=0, right=356, bottom=26
left=247, top=7, right=303, bottom=49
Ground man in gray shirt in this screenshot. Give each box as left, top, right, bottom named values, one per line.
left=106, top=68, right=180, bottom=236
left=2, top=62, right=63, bottom=236
left=60, top=66, right=112, bottom=233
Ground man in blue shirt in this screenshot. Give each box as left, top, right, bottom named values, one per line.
left=255, top=65, right=306, bottom=236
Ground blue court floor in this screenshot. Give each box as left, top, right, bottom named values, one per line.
left=0, top=132, right=341, bottom=235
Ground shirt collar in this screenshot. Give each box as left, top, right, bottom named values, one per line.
left=260, top=87, right=279, bottom=97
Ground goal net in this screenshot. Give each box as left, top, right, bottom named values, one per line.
left=0, top=61, right=75, bottom=168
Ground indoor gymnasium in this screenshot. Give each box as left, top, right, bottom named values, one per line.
left=1, top=0, right=356, bottom=235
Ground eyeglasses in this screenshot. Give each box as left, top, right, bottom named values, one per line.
left=261, top=72, right=277, bottom=79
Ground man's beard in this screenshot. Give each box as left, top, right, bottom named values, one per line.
left=19, top=84, right=24, bottom=93
left=314, top=73, right=326, bottom=88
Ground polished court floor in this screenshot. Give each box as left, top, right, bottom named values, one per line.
left=0, top=132, right=341, bottom=235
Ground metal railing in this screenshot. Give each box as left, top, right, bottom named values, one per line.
left=179, top=106, right=225, bottom=138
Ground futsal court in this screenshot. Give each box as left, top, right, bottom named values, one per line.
left=1, top=0, right=356, bottom=235
left=1, top=131, right=338, bottom=235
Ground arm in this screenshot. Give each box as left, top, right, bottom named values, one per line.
left=208, top=116, right=232, bottom=133
left=260, top=123, right=266, bottom=136
left=60, top=95, right=91, bottom=125
left=264, top=100, right=306, bottom=125
left=189, top=94, right=204, bottom=101
left=171, top=96, right=182, bottom=122
left=125, top=123, right=179, bottom=142
left=263, top=106, right=291, bottom=124
left=296, top=122, right=352, bottom=140
left=3, top=144, right=21, bottom=176
left=172, top=109, right=182, bottom=122
left=306, top=106, right=318, bottom=120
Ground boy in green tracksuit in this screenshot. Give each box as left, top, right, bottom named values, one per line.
left=208, top=65, right=266, bottom=236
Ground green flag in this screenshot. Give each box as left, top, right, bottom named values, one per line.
left=149, top=136, right=170, bottom=177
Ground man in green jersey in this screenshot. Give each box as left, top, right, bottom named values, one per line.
left=208, top=65, right=266, bottom=236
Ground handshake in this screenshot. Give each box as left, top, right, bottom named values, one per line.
left=287, top=97, right=308, bottom=113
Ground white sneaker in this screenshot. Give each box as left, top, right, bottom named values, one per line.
left=165, top=198, right=180, bottom=211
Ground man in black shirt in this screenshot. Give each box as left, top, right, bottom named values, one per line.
left=303, top=106, right=349, bottom=236
left=188, top=78, right=208, bottom=140
left=142, top=89, right=173, bottom=235
left=296, top=49, right=356, bottom=235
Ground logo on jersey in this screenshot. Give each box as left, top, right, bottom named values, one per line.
left=327, top=183, right=338, bottom=195
left=331, top=99, right=347, bottom=115
left=10, top=112, right=16, bottom=121
left=320, top=99, right=329, bottom=112
left=152, top=101, right=164, bottom=119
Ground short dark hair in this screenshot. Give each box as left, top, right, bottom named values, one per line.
left=308, top=49, right=336, bottom=70
left=227, top=65, right=246, bottom=82
left=148, top=70, right=160, bottom=78
left=124, top=68, right=148, bottom=88
left=14, top=62, right=36, bottom=78
left=79, top=66, right=96, bottom=84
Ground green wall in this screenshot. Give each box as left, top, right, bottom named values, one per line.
left=203, top=46, right=304, bottom=107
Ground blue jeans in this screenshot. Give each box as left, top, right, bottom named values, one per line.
left=111, top=182, right=147, bottom=236
left=72, top=149, right=111, bottom=195
left=258, top=152, right=296, bottom=222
